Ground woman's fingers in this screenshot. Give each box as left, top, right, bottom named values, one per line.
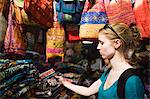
left=54, top=75, right=73, bottom=83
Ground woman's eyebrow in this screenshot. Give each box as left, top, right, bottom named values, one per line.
left=98, top=40, right=103, bottom=43
left=98, top=39, right=102, bottom=42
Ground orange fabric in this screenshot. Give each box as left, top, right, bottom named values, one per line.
left=133, top=0, right=150, bottom=38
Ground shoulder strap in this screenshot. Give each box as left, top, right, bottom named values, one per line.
left=117, top=68, right=138, bottom=99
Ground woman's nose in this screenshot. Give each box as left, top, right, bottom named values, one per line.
left=97, top=43, right=101, bottom=50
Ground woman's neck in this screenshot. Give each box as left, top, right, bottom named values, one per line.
left=109, top=51, right=132, bottom=71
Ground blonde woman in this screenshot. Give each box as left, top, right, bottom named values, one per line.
left=56, top=23, right=145, bottom=99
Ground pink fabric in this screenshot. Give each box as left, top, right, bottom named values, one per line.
left=46, top=48, right=64, bottom=54
left=82, top=0, right=105, bottom=13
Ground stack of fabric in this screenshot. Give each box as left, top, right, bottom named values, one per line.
left=0, top=59, right=39, bottom=98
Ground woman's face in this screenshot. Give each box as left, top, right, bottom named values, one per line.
left=97, top=34, right=116, bottom=60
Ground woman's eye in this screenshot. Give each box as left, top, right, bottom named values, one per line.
left=99, top=41, right=104, bottom=45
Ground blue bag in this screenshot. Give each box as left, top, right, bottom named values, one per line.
left=55, top=0, right=86, bottom=24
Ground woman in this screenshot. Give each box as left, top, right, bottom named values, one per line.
left=55, top=23, right=144, bottom=99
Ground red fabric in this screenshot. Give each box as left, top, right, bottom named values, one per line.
left=24, top=0, right=53, bottom=28
left=65, top=24, right=80, bottom=42
left=104, top=0, right=135, bottom=25
left=133, top=0, right=150, bottom=38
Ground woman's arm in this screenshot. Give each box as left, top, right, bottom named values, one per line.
left=55, top=76, right=102, bottom=96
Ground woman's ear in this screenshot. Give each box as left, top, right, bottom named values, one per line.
left=114, top=39, right=122, bottom=49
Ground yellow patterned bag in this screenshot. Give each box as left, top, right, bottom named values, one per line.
left=46, top=22, right=65, bottom=61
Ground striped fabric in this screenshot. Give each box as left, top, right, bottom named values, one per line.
left=79, top=0, right=108, bottom=39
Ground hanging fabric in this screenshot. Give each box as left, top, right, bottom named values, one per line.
left=24, top=0, right=53, bottom=28
left=133, top=0, right=150, bottom=38
left=2, top=0, right=10, bottom=20
left=46, top=1, right=65, bottom=61
left=0, top=12, right=7, bottom=52
left=0, top=0, right=7, bottom=52
left=55, top=0, right=86, bottom=24
left=4, top=3, right=27, bottom=54
left=13, top=2, right=39, bottom=26
left=46, top=22, right=65, bottom=61
left=79, top=0, right=108, bottom=39
left=104, top=0, right=135, bottom=25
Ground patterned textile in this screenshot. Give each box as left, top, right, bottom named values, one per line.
left=79, top=0, right=108, bottom=39
left=0, top=63, right=32, bottom=82
left=0, top=59, right=38, bottom=98
left=13, top=3, right=38, bottom=25
left=133, top=0, right=150, bottom=38
left=4, top=3, right=27, bottom=54
left=39, top=68, right=55, bottom=81
left=46, top=22, right=65, bottom=61
left=0, top=59, right=13, bottom=71
left=104, top=0, right=135, bottom=25
left=24, top=0, right=53, bottom=28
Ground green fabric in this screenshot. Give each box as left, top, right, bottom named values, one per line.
left=98, top=71, right=144, bottom=99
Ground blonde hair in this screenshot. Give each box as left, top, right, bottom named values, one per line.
left=99, top=23, right=136, bottom=60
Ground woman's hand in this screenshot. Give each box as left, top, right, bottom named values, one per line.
left=54, top=75, right=73, bottom=85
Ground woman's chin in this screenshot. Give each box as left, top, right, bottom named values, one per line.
left=101, top=55, right=106, bottom=59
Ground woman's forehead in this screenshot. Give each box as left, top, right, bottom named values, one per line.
left=98, top=34, right=106, bottom=39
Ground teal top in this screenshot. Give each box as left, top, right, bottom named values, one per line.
left=98, top=70, right=144, bottom=99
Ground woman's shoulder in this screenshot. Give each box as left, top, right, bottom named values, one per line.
left=126, top=75, right=143, bottom=84
left=126, top=75, right=144, bottom=89
left=125, top=75, right=145, bottom=98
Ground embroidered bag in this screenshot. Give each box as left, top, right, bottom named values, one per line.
left=79, top=0, right=108, bottom=39
left=46, top=22, right=65, bottom=61
left=104, top=0, right=135, bottom=25
left=4, top=3, right=27, bottom=54
left=133, top=0, right=150, bottom=38
left=55, top=0, right=85, bottom=24
left=24, top=0, right=53, bottom=28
